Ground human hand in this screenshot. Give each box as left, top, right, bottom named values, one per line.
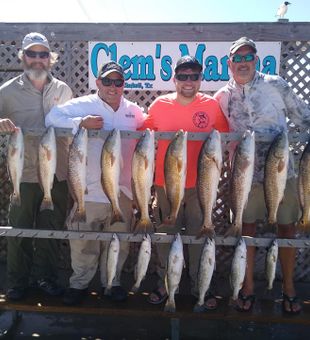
left=0, top=119, right=17, bottom=133
left=79, top=115, right=104, bottom=130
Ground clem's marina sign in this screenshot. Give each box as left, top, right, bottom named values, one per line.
left=89, top=41, right=281, bottom=91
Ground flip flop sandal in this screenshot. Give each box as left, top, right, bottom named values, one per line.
left=282, top=293, right=302, bottom=315
left=147, top=288, right=168, bottom=305
left=234, top=292, right=256, bottom=312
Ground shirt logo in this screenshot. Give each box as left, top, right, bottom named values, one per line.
left=192, top=111, right=209, bottom=129
left=125, top=112, right=135, bottom=118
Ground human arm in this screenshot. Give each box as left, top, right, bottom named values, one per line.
left=45, top=99, right=103, bottom=133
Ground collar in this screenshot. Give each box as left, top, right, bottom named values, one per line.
left=20, top=71, right=53, bottom=90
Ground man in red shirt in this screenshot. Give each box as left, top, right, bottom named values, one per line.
left=142, top=55, right=229, bottom=309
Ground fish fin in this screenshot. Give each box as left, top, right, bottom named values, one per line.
left=40, top=197, right=54, bottom=211
left=212, top=156, right=222, bottom=173
left=144, top=157, right=149, bottom=170
left=164, top=299, right=176, bottom=313
left=77, top=150, right=85, bottom=163
left=297, top=218, right=310, bottom=234
left=196, top=225, right=216, bottom=239
left=277, top=159, right=286, bottom=173
left=110, top=153, right=116, bottom=166
left=177, top=157, right=183, bottom=173
left=43, top=145, right=52, bottom=161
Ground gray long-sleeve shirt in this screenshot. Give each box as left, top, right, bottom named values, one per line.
left=0, top=73, right=72, bottom=182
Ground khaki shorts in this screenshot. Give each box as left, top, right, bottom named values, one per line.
left=243, top=177, right=300, bottom=225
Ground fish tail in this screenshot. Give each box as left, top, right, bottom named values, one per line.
left=133, top=218, right=154, bottom=235
left=262, top=221, right=277, bottom=234
left=224, top=223, right=242, bottom=238
left=40, top=197, right=54, bottom=211
left=164, top=298, right=176, bottom=313
left=110, top=209, right=125, bottom=225
left=71, top=207, right=87, bottom=223
left=196, top=224, right=215, bottom=239
left=161, top=215, right=177, bottom=227
left=11, top=192, right=21, bottom=207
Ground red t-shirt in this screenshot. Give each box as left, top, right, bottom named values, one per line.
left=142, top=92, right=229, bottom=188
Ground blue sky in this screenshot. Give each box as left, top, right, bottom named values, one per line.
left=0, top=0, right=309, bottom=22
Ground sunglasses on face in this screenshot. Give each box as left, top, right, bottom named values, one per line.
left=175, top=73, right=201, bottom=81
left=101, top=77, right=125, bottom=87
left=231, top=53, right=256, bottom=63
left=24, top=50, right=50, bottom=59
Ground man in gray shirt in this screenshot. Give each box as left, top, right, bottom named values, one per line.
left=0, top=32, right=72, bottom=301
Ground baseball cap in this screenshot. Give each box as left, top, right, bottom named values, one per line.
left=230, top=37, right=257, bottom=55
left=174, top=55, right=203, bottom=73
left=22, top=32, right=50, bottom=51
left=98, top=61, right=124, bottom=79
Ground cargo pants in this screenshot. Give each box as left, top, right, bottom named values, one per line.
left=7, top=178, right=68, bottom=289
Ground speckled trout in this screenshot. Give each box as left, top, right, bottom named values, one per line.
left=298, top=139, right=310, bottom=233
left=68, top=127, right=88, bottom=223
left=38, top=126, right=57, bottom=211
left=264, top=131, right=289, bottom=226
left=7, top=127, right=24, bottom=206
left=164, top=233, right=184, bottom=313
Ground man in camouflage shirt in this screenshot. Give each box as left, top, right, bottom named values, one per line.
left=215, top=37, right=310, bottom=314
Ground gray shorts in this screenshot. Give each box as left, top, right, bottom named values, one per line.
left=243, top=177, right=300, bottom=225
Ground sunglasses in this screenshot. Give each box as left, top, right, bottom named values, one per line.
left=24, top=50, right=50, bottom=59
left=231, top=53, right=256, bottom=63
left=101, top=78, right=125, bottom=87
left=175, top=73, right=201, bottom=81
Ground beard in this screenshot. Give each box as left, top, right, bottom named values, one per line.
left=23, top=60, right=50, bottom=81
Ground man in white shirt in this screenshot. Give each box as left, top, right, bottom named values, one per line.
left=46, top=61, right=146, bottom=305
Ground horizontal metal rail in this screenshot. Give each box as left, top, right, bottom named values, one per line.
left=0, top=227, right=309, bottom=248
left=1, top=128, right=309, bottom=143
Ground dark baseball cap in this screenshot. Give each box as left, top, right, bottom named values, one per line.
left=98, top=61, right=124, bottom=78
left=230, top=37, right=257, bottom=55
left=174, top=55, right=203, bottom=72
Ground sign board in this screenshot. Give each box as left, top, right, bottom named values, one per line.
left=89, top=41, right=281, bottom=91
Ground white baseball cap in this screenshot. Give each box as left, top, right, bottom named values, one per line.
left=22, top=32, right=50, bottom=51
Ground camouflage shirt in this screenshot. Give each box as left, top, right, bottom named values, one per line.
left=214, top=71, right=310, bottom=183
